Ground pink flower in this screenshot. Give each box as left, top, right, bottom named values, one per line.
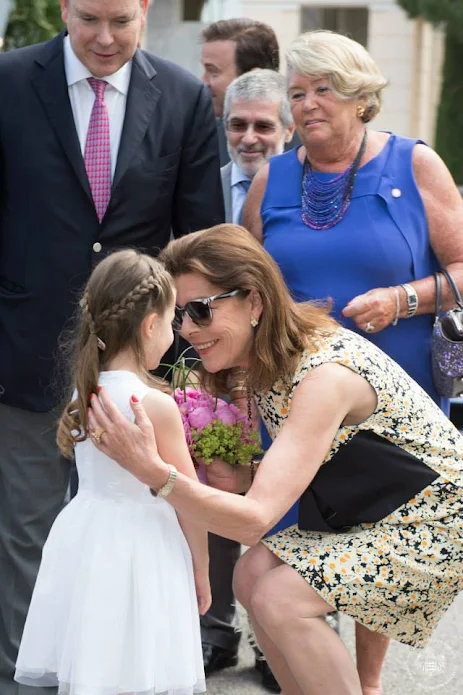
left=188, top=405, right=215, bottom=431
left=173, top=388, right=259, bottom=457
left=184, top=387, right=205, bottom=401
left=181, top=415, right=193, bottom=446
left=212, top=402, right=238, bottom=426
left=175, top=388, right=214, bottom=409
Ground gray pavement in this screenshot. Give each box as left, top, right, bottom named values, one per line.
left=206, top=594, right=463, bottom=694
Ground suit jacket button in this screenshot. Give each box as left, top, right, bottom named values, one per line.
left=93, top=242, right=102, bottom=253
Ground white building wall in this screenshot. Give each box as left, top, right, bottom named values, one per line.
left=237, top=2, right=301, bottom=63
left=367, top=2, right=416, bottom=136
left=146, top=0, right=205, bottom=78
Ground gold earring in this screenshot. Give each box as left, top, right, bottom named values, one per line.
left=357, top=105, right=366, bottom=120
left=250, top=318, right=259, bottom=328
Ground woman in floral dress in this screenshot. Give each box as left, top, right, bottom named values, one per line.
left=89, top=226, right=463, bottom=695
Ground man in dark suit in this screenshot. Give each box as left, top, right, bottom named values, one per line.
left=0, top=0, right=223, bottom=691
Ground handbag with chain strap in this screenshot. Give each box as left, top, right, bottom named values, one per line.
left=431, top=268, right=463, bottom=397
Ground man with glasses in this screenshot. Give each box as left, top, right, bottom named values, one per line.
left=198, top=69, right=294, bottom=692
left=222, top=69, right=294, bottom=225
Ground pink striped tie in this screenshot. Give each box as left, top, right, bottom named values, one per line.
left=84, top=78, right=111, bottom=223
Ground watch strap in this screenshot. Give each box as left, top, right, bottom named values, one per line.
left=150, top=464, right=178, bottom=499
left=400, top=283, right=419, bottom=317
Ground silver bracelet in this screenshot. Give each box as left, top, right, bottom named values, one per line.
left=390, top=286, right=400, bottom=326
left=400, top=283, right=419, bottom=317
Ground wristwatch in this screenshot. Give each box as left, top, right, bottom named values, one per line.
left=150, top=464, right=178, bottom=498
left=400, top=283, right=419, bottom=317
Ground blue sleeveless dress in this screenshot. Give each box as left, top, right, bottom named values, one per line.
left=261, top=133, right=445, bottom=409
left=262, top=134, right=445, bottom=535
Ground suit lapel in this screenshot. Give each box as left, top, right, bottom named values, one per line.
left=112, top=50, right=161, bottom=190
left=31, top=32, right=92, bottom=204
left=221, top=162, right=233, bottom=223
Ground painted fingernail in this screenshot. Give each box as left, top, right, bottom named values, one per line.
left=89, top=393, right=94, bottom=400
left=131, top=395, right=139, bottom=403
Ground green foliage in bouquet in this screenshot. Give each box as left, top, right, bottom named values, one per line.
left=191, top=420, right=262, bottom=466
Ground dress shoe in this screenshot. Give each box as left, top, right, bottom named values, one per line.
left=255, top=657, right=281, bottom=693
left=202, top=642, right=238, bottom=676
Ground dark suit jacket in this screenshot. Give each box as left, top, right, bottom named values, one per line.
left=220, top=161, right=233, bottom=223
left=0, top=33, right=224, bottom=412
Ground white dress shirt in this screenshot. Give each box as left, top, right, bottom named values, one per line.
left=231, top=162, right=252, bottom=225
left=63, top=36, right=132, bottom=179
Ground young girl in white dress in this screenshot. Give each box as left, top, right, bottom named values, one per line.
left=15, top=249, right=210, bottom=695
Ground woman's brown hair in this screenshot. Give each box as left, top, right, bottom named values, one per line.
left=57, top=249, right=174, bottom=459
left=160, top=225, right=337, bottom=395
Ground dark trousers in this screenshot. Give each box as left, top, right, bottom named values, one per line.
left=0, top=403, right=69, bottom=694
left=200, top=533, right=242, bottom=651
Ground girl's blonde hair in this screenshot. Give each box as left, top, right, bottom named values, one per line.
left=160, top=225, right=338, bottom=395
left=57, top=249, right=174, bottom=459
left=286, top=30, right=388, bottom=122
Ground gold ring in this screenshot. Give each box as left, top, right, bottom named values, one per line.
left=91, top=426, right=106, bottom=445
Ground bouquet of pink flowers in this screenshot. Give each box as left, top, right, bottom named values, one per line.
left=174, top=387, right=262, bottom=466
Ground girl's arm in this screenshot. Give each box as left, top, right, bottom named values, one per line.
left=142, top=391, right=211, bottom=613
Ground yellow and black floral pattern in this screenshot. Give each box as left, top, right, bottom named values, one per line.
left=257, top=328, right=463, bottom=647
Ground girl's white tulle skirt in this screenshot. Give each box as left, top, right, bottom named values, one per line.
left=14, top=493, right=206, bottom=695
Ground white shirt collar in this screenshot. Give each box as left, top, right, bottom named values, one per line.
left=231, top=161, right=252, bottom=187
left=63, top=35, right=132, bottom=95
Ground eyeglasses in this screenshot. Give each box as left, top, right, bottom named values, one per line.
left=226, top=118, right=279, bottom=135
left=173, top=289, right=249, bottom=331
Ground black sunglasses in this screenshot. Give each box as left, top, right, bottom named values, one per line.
left=173, top=289, right=249, bottom=331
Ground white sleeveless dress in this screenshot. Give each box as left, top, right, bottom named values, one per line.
left=15, top=370, right=206, bottom=695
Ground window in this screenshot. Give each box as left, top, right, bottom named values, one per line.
left=302, top=7, right=369, bottom=48
left=183, top=0, right=206, bottom=21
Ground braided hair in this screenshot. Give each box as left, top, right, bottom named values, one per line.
left=57, top=249, right=175, bottom=458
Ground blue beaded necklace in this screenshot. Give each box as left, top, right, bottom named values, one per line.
left=301, top=131, right=368, bottom=230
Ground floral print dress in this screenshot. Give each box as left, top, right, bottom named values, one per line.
left=256, top=328, right=463, bottom=648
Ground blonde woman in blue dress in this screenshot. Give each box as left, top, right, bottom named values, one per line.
left=15, top=250, right=209, bottom=695
left=90, top=227, right=463, bottom=695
